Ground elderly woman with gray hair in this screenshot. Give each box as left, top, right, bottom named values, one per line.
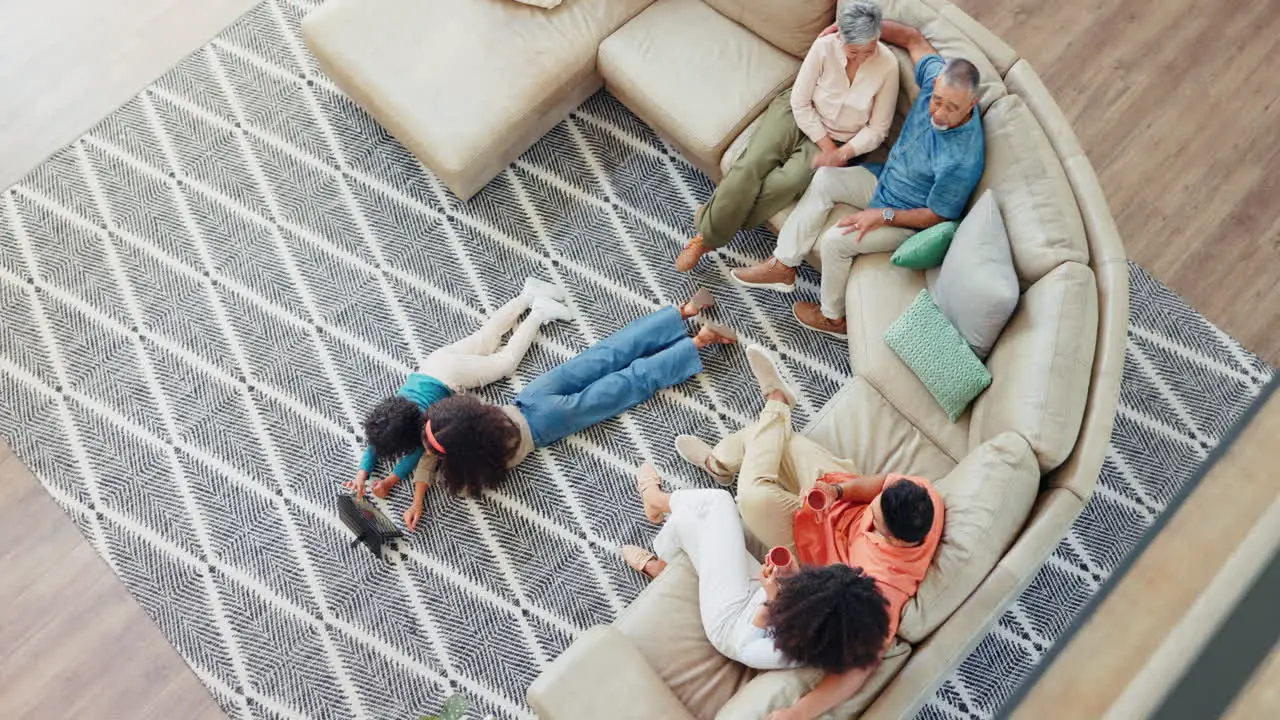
left=676, top=1, right=899, bottom=272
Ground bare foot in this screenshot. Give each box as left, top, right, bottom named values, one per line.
left=679, top=288, right=715, bottom=319
left=371, top=476, right=400, bottom=499
left=622, top=545, right=668, bottom=579
left=765, top=389, right=791, bottom=404
left=641, top=557, right=668, bottom=579
left=693, top=322, right=738, bottom=349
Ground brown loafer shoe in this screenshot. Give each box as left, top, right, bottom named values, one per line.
left=731, top=257, right=797, bottom=293
left=793, top=302, right=848, bottom=338
left=675, top=235, right=711, bottom=272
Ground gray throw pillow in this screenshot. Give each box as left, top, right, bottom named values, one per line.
left=925, top=190, right=1019, bottom=359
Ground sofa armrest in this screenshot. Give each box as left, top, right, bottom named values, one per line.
left=527, top=625, right=697, bottom=720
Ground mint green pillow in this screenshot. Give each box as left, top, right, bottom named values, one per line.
left=891, top=221, right=959, bottom=269
left=884, top=290, right=992, bottom=422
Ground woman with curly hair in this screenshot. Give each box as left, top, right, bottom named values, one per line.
left=343, top=277, right=571, bottom=501
left=403, top=290, right=738, bottom=530
left=620, top=468, right=890, bottom=674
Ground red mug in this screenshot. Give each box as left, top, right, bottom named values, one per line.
left=766, top=546, right=793, bottom=569
left=806, top=487, right=831, bottom=513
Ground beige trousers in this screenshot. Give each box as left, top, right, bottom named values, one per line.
left=773, top=165, right=913, bottom=319
left=710, top=400, right=861, bottom=551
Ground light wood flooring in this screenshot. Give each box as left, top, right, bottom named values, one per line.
left=1010, top=388, right=1280, bottom=718
left=1, top=0, right=1277, bottom=717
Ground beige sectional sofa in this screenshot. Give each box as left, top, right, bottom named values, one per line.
left=303, top=0, right=1128, bottom=717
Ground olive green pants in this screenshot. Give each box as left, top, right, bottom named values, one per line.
left=698, top=89, right=819, bottom=249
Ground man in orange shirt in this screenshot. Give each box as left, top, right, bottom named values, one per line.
left=677, top=345, right=945, bottom=719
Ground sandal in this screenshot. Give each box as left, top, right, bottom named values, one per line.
left=698, top=319, right=739, bottom=345
left=635, top=462, right=666, bottom=524
left=622, top=545, right=664, bottom=579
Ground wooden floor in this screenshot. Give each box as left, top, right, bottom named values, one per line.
left=0, top=0, right=1277, bottom=717
left=1009, top=388, right=1280, bottom=718
left=958, top=0, right=1280, bottom=365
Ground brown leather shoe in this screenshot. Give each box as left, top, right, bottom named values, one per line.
left=793, top=302, right=848, bottom=338
left=731, top=257, right=797, bottom=293
left=675, top=235, right=711, bottom=272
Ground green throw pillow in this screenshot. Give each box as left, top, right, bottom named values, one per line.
left=891, top=221, right=959, bottom=269
left=884, top=290, right=992, bottom=422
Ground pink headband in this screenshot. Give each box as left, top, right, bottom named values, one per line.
left=423, top=420, right=446, bottom=455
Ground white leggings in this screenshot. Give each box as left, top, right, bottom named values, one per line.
left=419, top=294, right=544, bottom=391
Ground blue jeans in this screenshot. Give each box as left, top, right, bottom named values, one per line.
left=514, top=306, right=703, bottom=448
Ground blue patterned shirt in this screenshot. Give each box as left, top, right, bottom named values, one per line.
left=864, top=55, right=985, bottom=219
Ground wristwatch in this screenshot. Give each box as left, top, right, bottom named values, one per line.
left=881, top=207, right=896, bottom=226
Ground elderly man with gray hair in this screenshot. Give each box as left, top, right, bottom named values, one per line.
left=733, top=20, right=986, bottom=340
left=676, top=1, right=899, bottom=272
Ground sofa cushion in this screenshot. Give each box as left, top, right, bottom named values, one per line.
left=875, top=0, right=1007, bottom=113
left=973, top=94, right=1089, bottom=285
left=713, top=639, right=912, bottom=720
left=704, top=0, right=836, bottom=59
left=302, top=0, right=654, bottom=199
left=804, top=375, right=958, bottom=482
left=969, top=262, right=1098, bottom=472
left=615, top=553, right=754, bottom=719
left=926, top=189, right=1020, bottom=359
left=526, top=626, right=698, bottom=720
left=891, top=220, right=957, bottom=269
left=599, top=0, right=799, bottom=178
left=884, top=289, right=993, bottom=422
left=846, top=255, right=971, bottom=461
left=897, top=432, right=1039, bottom=642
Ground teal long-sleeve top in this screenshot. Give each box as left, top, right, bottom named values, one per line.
left=358, top=373, right=452, bottom=479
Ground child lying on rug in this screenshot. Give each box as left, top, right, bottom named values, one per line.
left=620, top=475, right=890, bottom=674
left=402, top=290, right=736, bottom=530
left=343, top=277, right=571, bottom=501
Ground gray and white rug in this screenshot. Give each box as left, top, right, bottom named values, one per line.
left=0, top=1, right=1271, bottom=718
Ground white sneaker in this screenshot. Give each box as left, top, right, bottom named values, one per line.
left=746, top=344, right=798, bottom=407
left=523, top=277, right=566, bottom=302
left=674, top=435, right=733, bottom=486
left=531, top=295, right=573, bottom=323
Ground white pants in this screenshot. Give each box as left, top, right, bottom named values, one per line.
left=773, top=166, right=912, bottom=319
left=419, top=294, right=543, bottom=391
left=653, top=489, right=763, bottom=652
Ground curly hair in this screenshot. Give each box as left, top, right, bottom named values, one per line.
left=880, top=479, right=934, bottom=545
left=769, top=564, right=890, bottom=673
left=363, top=396, right=425, bottom=459
left=423, top=395, right=521, bottom=496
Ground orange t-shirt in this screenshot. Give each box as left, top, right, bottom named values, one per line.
left=793, top=474, right=945, bottom=639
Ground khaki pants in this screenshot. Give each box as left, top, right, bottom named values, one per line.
left=773, top=165, right=913, bottom=319
left=710, top=400, right=861, bottom=551
left=698, top=89, right=819, bottom=249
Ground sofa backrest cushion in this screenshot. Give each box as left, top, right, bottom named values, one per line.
left=704, top=0, right=836, bottom=59
left=973, top=94, right=1089, bottom=285
left=872, top=0, right=1007, bottom=113
left=898, top=431, right=1039, bottom=642
left=969, top=262, right=1099, bottom=472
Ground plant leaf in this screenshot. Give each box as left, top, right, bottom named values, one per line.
left=440, top=693, right=469, bottom=720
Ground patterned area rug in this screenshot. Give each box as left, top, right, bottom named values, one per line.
left=0, top=2, right=1272, bottom=718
